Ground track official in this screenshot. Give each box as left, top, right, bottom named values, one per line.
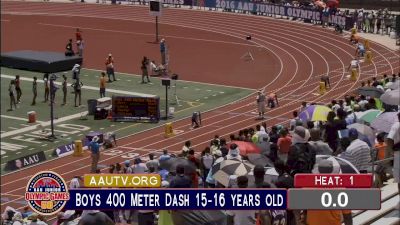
left=89, top=136, right=101, bottom=173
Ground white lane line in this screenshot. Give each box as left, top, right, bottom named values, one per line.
left=38, top=22, right=259, bottom=47
left=1, top=115, right=43, bottom=123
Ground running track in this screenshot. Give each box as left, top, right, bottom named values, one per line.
left=1, top=1, right=399, bottom=218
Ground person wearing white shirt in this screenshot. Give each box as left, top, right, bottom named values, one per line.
left=385, top=112, right=400, bottom=209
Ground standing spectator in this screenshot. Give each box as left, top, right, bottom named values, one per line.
left=49, top=77, right=58, bottom=104
left=201, top=147, right=214, bottom=186
left=227, top=176, right=256, bottom=225
left=99, top=72, right=106, bottom=98
left=325, top=111, right=339, bottom=151
left=160, top=39, right=166, bottom=65
left=256, top=90, right=266, bottom=119
left=141, top=56, right=150, bottom=84
left=374, top=132, right=387, bottom=160
left=62, top=75, right=67, bottom=106
left=15, top=75, right=22, bottom=103
left=385, top=112, right=400, bottom=207
left=365, top=12, right=372, bottom=33
left=31, top=77, right=37, bottom=106
left=182, top=140, right=191, bottom=155
left=73, top=80, right=83, bottom=107
left=105, top=54, right=116, bottom=82
left=289, top=111, right=300, bottom=131
left=65, top=39, right=74, bottom=56
left=77, top=40, right=84, bottom=57
left=277, top=128, right=291, bottom=163
left=287, top=126, right=315, bottom=175
left=8, top=80, right=17, bottom=111
left=339, top=128, right=371, bottom=173
left=169, top=165, right=192, bottom=188
left=44, top=77, right=49, bottom=103
left=88, top=136, right=101, bottom=173
left=75, top=28, right=82, bottom=42
left=269, top=126, right=280, bottom=144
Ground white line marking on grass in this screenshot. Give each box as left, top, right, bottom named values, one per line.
left=1, top=74, right=156, bottom=98
left=2, top=156, right=8, bottom=158
left=127, top=80, right=131, bottom=82
left=1, top=115, right=42, bottom=123
left=219, top=92, right=225, bottom=94
left=183, top=87, right=188, bottom=89
left=41, top=144, right=48, bottom=147
left=29, top=148, right=34, bottom=150
left=212, top=94, right=217, bottom=97
left=8, top=127, right=18, bottom=130
left=206, top=90, right=212, bottom=92
left=16, top=152, right=21, bottom=155
left=204, top=97, right=208, bottom=99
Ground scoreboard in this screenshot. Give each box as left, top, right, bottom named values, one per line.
left=112, top=96, right=160, bottom=122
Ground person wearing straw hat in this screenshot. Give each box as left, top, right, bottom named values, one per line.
left=256, top=89, right=266, bottom=119
left=88, top=136, right=101, bottom=173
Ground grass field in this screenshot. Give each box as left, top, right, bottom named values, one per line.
left=0, top=67, right=254, bottom=174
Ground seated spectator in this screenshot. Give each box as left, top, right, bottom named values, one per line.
left=131, top=158, right=147, bottom=173
left=339, top=128, right=371, bottom=173
left=226, top=143, right=242, bottom=161
left=309, top=128, right=333, bottom=155
left=146, top=153, right=159, bottom=171
left=159, top=149, right=171, bottom=162
left=169, top=165, right=192, bottom=188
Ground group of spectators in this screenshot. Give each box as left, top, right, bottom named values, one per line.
left=3, top=71, right=398, bottom=225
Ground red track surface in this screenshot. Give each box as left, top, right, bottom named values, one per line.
left=1, top=1, right=399, bottom=219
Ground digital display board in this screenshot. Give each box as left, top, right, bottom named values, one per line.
left=112, top=96, right=160, bottom=122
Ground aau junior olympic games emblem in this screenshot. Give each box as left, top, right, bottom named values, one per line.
left=25, top=171, right=70, bottom=216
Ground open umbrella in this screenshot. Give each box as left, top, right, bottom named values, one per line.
left=371, top=112, right=398, bottom=133
left=380, top=89, right=400, bottom=106
left=312, top=155, right=359, bottom=174
left=357, top=87, right=385, bottom=98
left=299, top=105, right=332, bottom=122
left=387, top=80, right=400, bottom=90
left=247, top=153, right=273, bottom=167
left=171, top=210, right=226, bottom=225
left=358, top=109, right=381, bottom=124
left=347, top=123, right=375, bottom=147
left=228, top=141, right=261, bottom=156
left=212, top=159, right=254, bottom=187
left=159, top=157, right=196, bottom=175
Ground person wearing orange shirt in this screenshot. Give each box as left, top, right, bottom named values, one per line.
left=375, top=132, right=387, bottom=160
left=277, top=128, right=291, bottom=163
left=100, top=72, right=106, bottom=98
left=307, top=210, right=352, bottom=225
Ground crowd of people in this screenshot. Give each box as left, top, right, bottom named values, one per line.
left=3, top=71, right=399, bottom=225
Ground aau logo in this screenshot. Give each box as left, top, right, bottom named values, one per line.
left=25, top=171, right=70, bottom=216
